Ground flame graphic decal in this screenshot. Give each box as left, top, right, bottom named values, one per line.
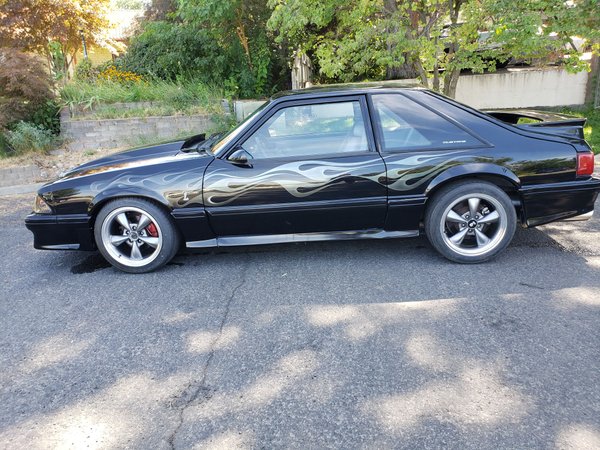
left=204, top=151, right=470, bottom=206
left=86, top=151, right=471, bottom=208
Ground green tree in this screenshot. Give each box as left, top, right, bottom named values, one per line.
left=0, top=48, right=56, bottom=129
left=268, top=0, right=600, bottom=97
left=0, top=0, right=113, bottom=78
left=177, top=0, right=281, bottom=97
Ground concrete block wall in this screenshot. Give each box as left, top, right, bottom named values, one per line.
left=0, top=165, right=41, bottom=187
left=455, top=67, right=590, bottom=109
left=61, top=114, right=215, bottom=151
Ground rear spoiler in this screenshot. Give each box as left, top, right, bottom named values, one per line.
left=484, top=109, right=586, bottom=140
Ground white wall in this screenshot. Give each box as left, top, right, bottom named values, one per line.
left=455, top=67, right=589, bottom=109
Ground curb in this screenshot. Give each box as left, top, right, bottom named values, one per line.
left=0, top=183, right=45, bottom=197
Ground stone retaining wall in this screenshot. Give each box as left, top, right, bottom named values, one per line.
left=0, top=164, right=41, bottom=187
left=61, top=114, right=215, bottom=151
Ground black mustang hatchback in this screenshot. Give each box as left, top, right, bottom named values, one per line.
left=26, top=83, right=599, bottom=273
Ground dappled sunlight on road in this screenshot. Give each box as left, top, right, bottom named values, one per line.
left=191, top=429, right=255, bottom=449
left=555, top=423, right=600, bottom=449
left=186, top=325, right=241, bottom=354
left=305, top=299, right=461, bottom=341
left=1, top=195, right=599, bottom=447
left=0, top=373, right=189, bottom=449
left=405, top=332, right=453, bottom=372
left=163, top=310, right=196, bottom=324
left=19, top=333, right=94, bottom=374
left=552, top=286, right=600, bottom=308
left=361, top=362, right=531, bottom=433
left=362, top=331, right=531, bottom=433
left=191, top=350, right=319, bottom=421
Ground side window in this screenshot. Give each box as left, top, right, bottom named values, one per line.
left=241, top=101, right=368, bottom=159
left=372, top=94, right=481, bottom=151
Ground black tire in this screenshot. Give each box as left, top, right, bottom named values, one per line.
left=94, top=197, right=179, bottom=273
left=425, top=180, right=517, bottom=263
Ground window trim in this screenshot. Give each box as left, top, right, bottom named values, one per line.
left=367, top=92, right=491, bottom=154
left=223, top=95, right=378, bottom=161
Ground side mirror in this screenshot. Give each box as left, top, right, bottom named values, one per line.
left=228, top=148, right=253, bottom=167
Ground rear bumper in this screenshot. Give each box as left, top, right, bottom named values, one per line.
left=520, top=178, right=600, bottom=227
left=25, top=213, right=95, bottom=250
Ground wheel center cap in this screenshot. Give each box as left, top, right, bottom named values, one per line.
left=130, top=231, right=139, bottom=240
left=468, top=220, right=478, bottom=229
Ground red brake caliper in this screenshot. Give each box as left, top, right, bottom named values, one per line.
left=146, top=222, right=159, bottom=237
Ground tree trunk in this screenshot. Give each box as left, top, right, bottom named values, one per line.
left=386, top=61, right=419, bottom=80
left=413, top=58, right=430, bottom=89
left=443, top=67, right=461, bottom=97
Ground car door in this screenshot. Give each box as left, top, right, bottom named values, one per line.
left=203, top=96, right=387, bottom=236
left=368, top=92, right=488, bottom=231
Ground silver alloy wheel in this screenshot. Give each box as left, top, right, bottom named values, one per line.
left=440, top=193, right=508, bottom=257
left=100, top=206, right=163, bottom=268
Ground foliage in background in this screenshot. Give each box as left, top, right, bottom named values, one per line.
left=559, top=108, right=600, bottom=155
left=120, top=0, right=288, bottom=98
left=112, top=0, right=149, bottom=9
left=60, top=78, right=224, bottom=113
left=176, top=0, right=280, bottom=97
left=267, top=0, right=600, bottom=97
left=119, top=21, right=223, bottom=81
left=1, top=122, right=57, bottom=157
left=0, top=0, right=113, bottom=78
left=0, top=49, right=57, bottom=130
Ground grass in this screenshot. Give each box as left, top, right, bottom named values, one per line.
left=557, top=107, right=600, bottom=154
left=60, top=78, right=224, bottom=119
left=71, top=104, right=211, bottom=120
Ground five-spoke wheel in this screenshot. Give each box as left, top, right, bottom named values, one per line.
left=425, top=181, right=516, bottom=263
left=101, top=206, right=163, bottom=267
left=94, top=198, right=179, bottom=273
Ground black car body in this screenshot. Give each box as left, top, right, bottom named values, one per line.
left=26, top=83, right=600, bottom=272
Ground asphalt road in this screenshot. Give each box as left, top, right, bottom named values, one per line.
left=0, top=194, right=599, bottom=449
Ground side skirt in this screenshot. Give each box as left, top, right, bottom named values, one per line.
left=186, top=229, right=419, bottom=249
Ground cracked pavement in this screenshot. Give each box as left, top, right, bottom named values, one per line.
left=0, top=194, right=599, bottom=449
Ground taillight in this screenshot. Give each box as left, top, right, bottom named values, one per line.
left=576, top=152, right=595, bottom=177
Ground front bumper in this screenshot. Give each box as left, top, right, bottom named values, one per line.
left=25, top=213, right=95, bottom=250
left=520, top=178, right=600, bottom=227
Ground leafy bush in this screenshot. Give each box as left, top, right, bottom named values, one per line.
left=119, top=21, right=222, bottom=81
left=119, top=20, right=282, bottom=98
left=0, top=49, right=56, bottom=129
left=75, top=59, right=96, bottom=80
left=2, top=122, right=57, bottom=156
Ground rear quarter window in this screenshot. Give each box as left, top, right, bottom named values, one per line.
left=372, top=94, right=483, bottom=151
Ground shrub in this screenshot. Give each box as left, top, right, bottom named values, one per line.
left=0, top=48, right=56, bottom=129
left=119, top=20, right=282, bottom=98
left=75, top=59, right=97, bottom=80
left=2, top=122, right=57, bottom=156
left=120, top=21, right=222, bottom=82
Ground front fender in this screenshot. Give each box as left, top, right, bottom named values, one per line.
left=89, top=187, right=171, bottom=215
left=425, top=163, right=521, bottom=195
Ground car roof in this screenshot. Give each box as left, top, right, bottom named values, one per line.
left=270, top=80, right=425, bottom=101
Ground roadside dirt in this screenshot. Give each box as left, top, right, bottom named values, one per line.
left=0, top=146, right=128, bottom=182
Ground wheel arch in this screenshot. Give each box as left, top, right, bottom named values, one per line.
left=88, top=189, right=172, bottom=228
left=423, top=163, right=524, bottom=223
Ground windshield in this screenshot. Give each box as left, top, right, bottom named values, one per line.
left=210, top=101, right=269, bottom=155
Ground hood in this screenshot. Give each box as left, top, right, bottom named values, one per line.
left=58, top=137, right=209, bottom=181
left=65, top=140, right=184, bottom=175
